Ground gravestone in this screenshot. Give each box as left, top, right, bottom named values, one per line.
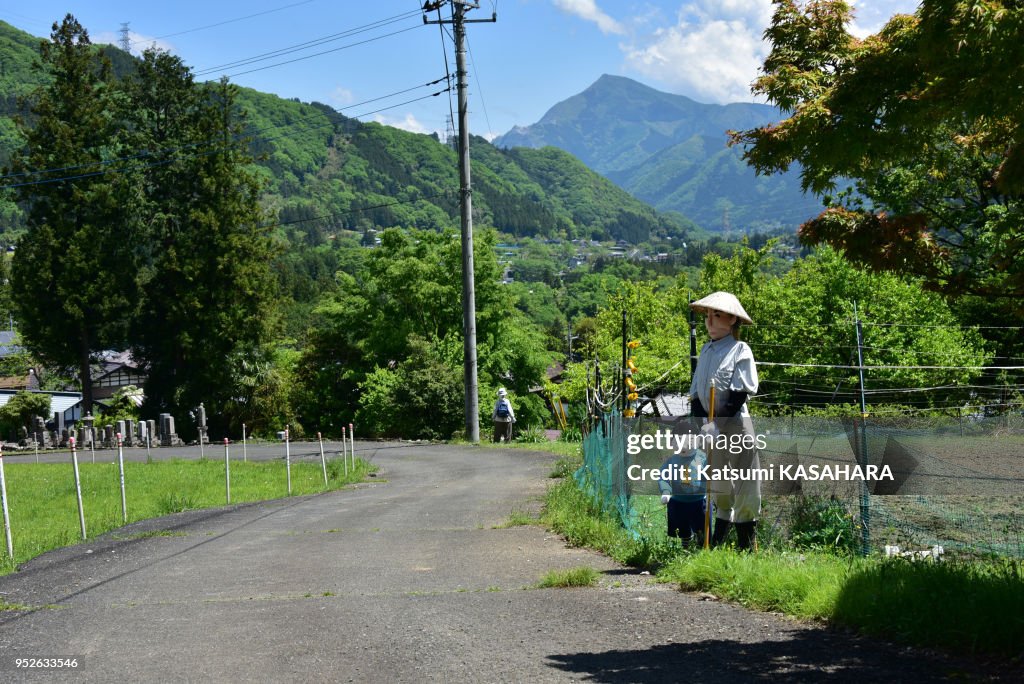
left=33, top=415, right=47, bottom=447
left=159, top=413, right=181, bottom=447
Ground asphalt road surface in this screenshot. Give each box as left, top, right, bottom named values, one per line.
left=0, top=442, right=1013, bottom=682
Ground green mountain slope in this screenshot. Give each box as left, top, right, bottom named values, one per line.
left=0, top=20, right=690, bottom=247
left=493, top=74, right=826, bottom=233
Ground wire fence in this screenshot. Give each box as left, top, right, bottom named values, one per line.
left=577, top=410, right=1024, bottom=559
left=0, top=433, right=361, bottom=566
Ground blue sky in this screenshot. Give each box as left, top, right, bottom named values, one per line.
left=2, top=1, right=920, bottom=140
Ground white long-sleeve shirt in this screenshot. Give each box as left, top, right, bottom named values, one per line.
left=689, top=334, right=759, bottom=417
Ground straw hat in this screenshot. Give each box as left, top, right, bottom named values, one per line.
left=690, top=291, right=753, bottom=325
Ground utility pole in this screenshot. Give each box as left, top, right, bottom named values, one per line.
left=425, top=1, right=496, bottom=442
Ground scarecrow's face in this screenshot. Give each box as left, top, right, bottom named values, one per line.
left=704, top=308, right=737, bottom=341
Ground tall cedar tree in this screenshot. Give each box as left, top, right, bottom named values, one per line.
left=125, top=56, right=277, bottom=438
left=8, top=15, right=143, bottom=415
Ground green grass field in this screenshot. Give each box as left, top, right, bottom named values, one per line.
left=0, top=457, right=374, bottom=575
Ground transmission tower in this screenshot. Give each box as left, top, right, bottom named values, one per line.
left=445, top=114, right=457, bottom=149
left=119, top=23, right=131, bottom=53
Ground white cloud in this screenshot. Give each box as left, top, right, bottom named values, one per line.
left=623, top=1, right=773, bottom=103
left=848, top=0, right=921, bottom=38
left=553, top=0, right=626, bottom=35
left=329, top=87, right=356, bottom=108
left=620, top=1, right=918, bottom=104
left=373, top=113, right=437, bottom=137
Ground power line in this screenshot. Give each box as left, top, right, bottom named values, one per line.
left=464, top=30, right=494, bottom=139
left=193, top=10, right=421, bottom=76
left=133, top=1, right=317, bottom=45
left=758, top=361, right=1024, bottom=370
left=215, top=25, right=426, bottom=80
left=1, top=80, right=449, bottom=189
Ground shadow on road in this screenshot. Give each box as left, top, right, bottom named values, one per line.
left=545, top=632, right=1006, bottom=683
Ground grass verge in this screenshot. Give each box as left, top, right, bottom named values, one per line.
left=0, top=457, right=375, bottom=576
left=542, top=471, right=1024, bottom=660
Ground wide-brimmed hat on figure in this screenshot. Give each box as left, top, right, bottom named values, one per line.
left=690, top=291, right=753, bottom=325
left=497, top=388, right=508, bottom=397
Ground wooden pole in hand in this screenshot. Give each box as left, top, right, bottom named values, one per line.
left=704, top=384, right=715, bottom=550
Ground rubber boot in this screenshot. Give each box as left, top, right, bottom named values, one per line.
left=735, top=521, right=758, bottom=552
left=710, top=519, right=732, bottom=548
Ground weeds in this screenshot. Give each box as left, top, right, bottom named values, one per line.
left=536, top=566, right=599, bottom=588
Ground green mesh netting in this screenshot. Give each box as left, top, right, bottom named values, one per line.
left=577, top=411, right=1024, bottom=557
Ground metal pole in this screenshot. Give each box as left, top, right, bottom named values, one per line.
left=621, top=310, right=627, bottom=412
left=0, top=446, right=13, bottom=559
left=242, top=423, right=247, bottom=463
left=342, top=427, right=348, bottom=477
left=854, top=302, right=871, bottom=557
left=224, top=438, right=231, bottom=504
left=689, top=296, right=698, bottom=375
left=117, top=433, right=127, bottom=524
left=70, top=438, right=87, bottom=540
left=318, top=432, right=328, bottom=487
left=284, top=425, right=292, bottom=495
left=349, top=422, right=355, bottom=471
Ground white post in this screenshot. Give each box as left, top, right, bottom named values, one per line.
left=242, top=423, right=248, bottom=463
left=199, top=430, right=205, bottom=460
left=224, top=438, right=231, bottom=504
left=146, top=432, right=151, bottom=462
left=117, top=433, right=127, bottom=524
left=341, top=427, right=348, bottom=477
left=70, top=438, right=87, bottom=540
left=318, top=432, right=328, bottom=487
left=34, top=439, right=38, bottom=464
left=0, top=446, right=13, bottom=560
left=349, top=422, right=355, bottom=471
left=90, top=430, right=95, bottom=465
left=284, top=425, right=292, bottom=495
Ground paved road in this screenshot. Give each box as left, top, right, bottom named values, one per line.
left=0, top=442, right=1011, bottom=682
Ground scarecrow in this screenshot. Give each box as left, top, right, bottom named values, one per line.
left=689, top=291, right=761, bottom=550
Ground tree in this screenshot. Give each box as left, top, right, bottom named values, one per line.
left=7, top=15, right=143, bottom=415
left=295, top=227, right=550, bottom=438
left=730, top=0, right=1024, bottom=307
left=697, top=244, right=991, bottom=413
left=125, top=57, right=278, bottom=437
left=0, top=390, right=50, bottom=442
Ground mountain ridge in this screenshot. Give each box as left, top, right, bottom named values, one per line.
left=493, top=74, right=826, bottom=233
